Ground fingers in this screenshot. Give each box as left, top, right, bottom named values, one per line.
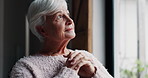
left=70, top=53, right=84, bottom=64
left=73, top=59, right=91, bottom=70
left=68, top=52, right=91, bottom=62
left=68, top=52, right=80, bottom=61
left=63, top=51, right=71, bottom=57
left=69, top=58, right=92, bottom=72
left=64, top=51, right=93, bottom=72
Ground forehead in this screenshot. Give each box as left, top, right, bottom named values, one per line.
left=48, top=9, right=69, bottom=17
left=45, top=9, right=69, bottom=20
left=45, top=6, right=69, bottom=19
left=55, top=9, right=69, bottom=14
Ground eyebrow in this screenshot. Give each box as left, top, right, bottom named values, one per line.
left=56, top=10, right=70, bottom=16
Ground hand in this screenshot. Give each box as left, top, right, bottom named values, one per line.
left=64, top=51, right=96, bottom=78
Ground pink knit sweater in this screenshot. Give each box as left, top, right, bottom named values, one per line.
left=10, top=50, right=113, bottom=78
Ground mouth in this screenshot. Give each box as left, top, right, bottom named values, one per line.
left=65, top=28, right=73, bottom=31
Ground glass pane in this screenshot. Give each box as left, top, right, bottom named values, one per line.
left=146, top=0, right=148, bottom=62
left=118, top=0, right=138, bottom=77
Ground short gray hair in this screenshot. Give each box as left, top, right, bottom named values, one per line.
left=27, top=0, right=67, bottom=42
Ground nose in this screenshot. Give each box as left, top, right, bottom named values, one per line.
left=65, top=16, right=73, bottom=25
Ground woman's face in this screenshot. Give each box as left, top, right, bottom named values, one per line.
left=43, top=7, right=76, bottom=41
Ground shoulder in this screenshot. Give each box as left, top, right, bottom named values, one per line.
left=70, top=49, right=94, bottom=57
left=16, top=55, right=38, bottom=65
left=11, top=56, right=38, bottom=71
left=10, top=56, right=33, bottom=77
left=10, top=56, right=43, bottom=78
left=11, top=55, right=41, bottom=73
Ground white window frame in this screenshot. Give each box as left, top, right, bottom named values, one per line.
left=137, top=0, right=146, bottom=63
left=25, top=16, right=29, bottom=56
left=114, top=0, right=120, bottom=77
left=92, top=0, right=106, bottom=65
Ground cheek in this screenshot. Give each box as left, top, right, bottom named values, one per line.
left=53, top=21, right=65, bottom=31
left=52, top=23, right=65, bottom=36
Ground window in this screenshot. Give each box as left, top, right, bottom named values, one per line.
left=114, top=0, right=148, bottom=78
left=146, top=0, right=148, bottom=62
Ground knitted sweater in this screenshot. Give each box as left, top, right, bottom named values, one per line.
left=10, top=50, right=113, bottom=78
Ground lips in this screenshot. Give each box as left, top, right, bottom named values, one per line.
left=65, top=28, right=73, bottom=31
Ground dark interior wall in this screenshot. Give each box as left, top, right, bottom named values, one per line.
left=0, top=0, right=4, bottom=77
left=2, top=0, right=28, bottom=77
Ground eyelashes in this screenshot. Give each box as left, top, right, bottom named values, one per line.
left=57, top=15, right=63, bottom=19
left=55, top=13, right=71, bottom=21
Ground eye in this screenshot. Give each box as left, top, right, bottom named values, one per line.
left=57, top=15, right=63, bottom=19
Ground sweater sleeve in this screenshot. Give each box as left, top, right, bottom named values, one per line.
left=10, top=61, right=34, bottom=78
left=10, top=59, right=44, bottom=78
left=53, top=67, right=79, bottom=78
left=10, top=58, right=79, bottom=78
left=76, top=50, right=113, bottom=78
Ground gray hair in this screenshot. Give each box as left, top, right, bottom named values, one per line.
left=27, top=0, right=67, bottom=42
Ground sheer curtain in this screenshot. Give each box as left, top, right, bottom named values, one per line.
left=114, top=0, right=148, bottom=78
left=146, top=0, right=148, bottom=63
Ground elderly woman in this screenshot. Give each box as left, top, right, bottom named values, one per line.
left=10, top=0, right=113, bottom=78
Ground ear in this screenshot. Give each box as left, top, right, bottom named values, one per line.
left=35, top=26, right=48, bottom=37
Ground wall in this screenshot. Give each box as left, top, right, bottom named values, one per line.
left=0, top=0, right=27, bottom=77
left=0, top=0, right=4, bottom=77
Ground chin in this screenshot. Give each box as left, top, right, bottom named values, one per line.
left=66, top=33, right=76, bottom=39
left=70, top=34, right=76, bottom=39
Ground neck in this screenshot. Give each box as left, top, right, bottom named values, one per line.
left=39, top=39, right=70, bottom=56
